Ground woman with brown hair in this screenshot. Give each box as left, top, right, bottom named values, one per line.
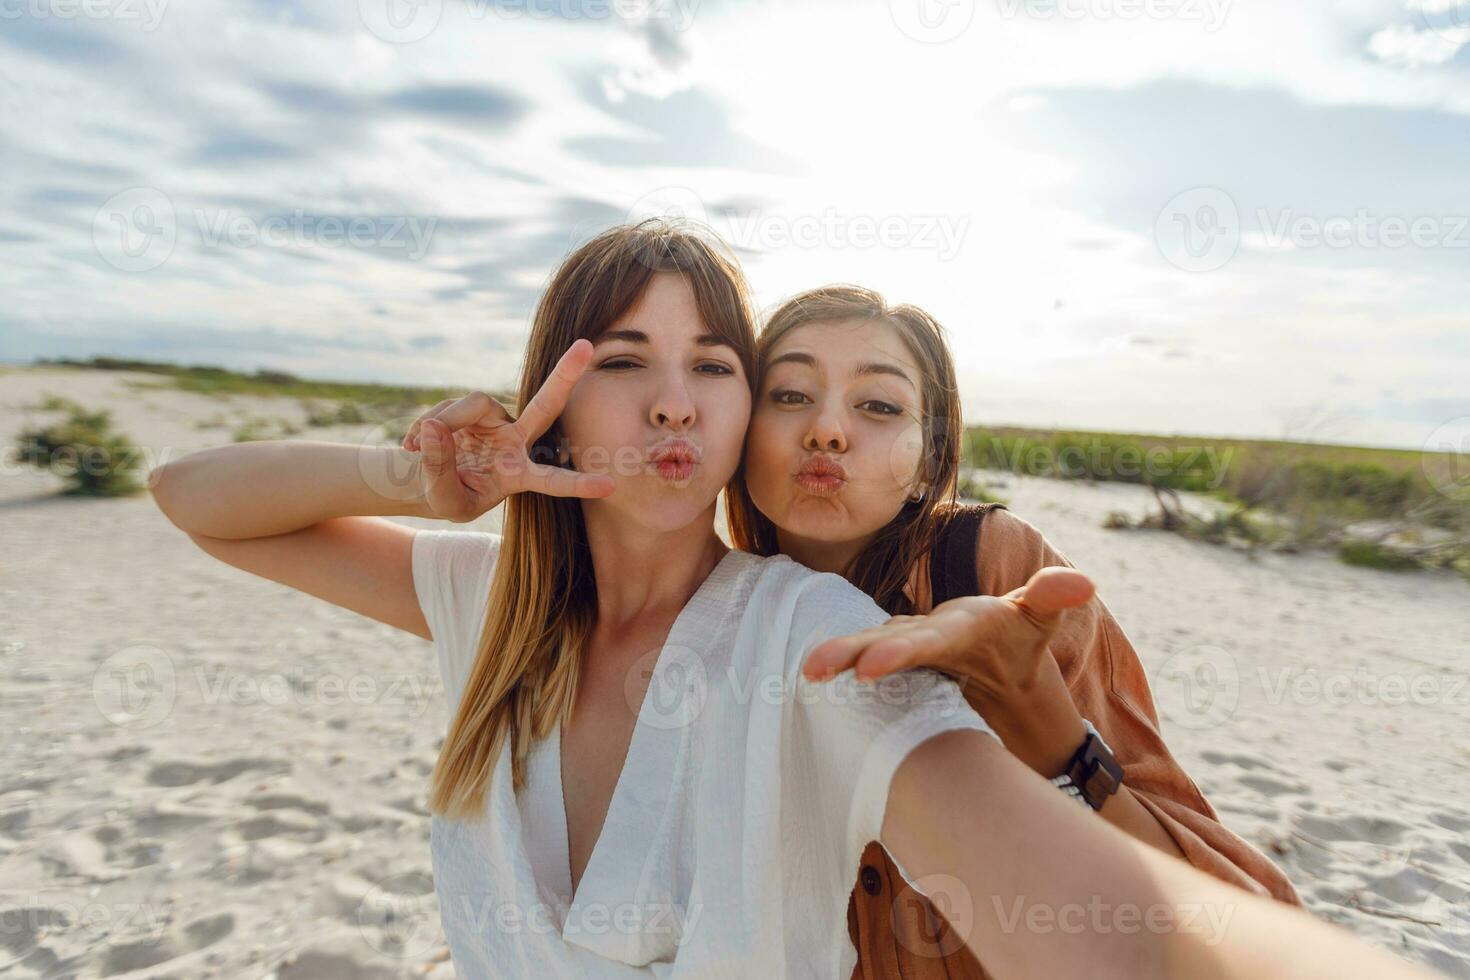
left=727, top=284, right=1304, bottom=978
left=150, top=224, right=1429, bottom=979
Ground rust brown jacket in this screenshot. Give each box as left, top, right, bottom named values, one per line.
left=846, top=504, right=1303, bottom=979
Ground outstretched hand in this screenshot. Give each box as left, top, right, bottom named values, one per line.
left=802, top=566, right=1096, bottom=701
left=403, top=338, right=615, bottom=522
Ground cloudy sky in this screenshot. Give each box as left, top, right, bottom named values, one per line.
left=2, top=0, right=1467, bottom=449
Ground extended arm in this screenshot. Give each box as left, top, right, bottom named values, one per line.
left=881, top=729, right=1432, bottom=980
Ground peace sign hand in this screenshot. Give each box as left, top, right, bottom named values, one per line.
left=403, top=339, right=615, bottom=522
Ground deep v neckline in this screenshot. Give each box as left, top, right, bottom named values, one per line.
left=542, top=548, right=745, bottom=930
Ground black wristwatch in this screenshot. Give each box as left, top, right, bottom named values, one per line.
left=1049, top=719, right=1124, bottom=811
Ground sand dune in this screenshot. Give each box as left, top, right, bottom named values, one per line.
left=2, top=367, right=1466, bottom=978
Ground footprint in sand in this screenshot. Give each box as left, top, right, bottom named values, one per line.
left=1292, top=812, right=1411, bottom=846
left=145, top=756, right=291, bottom=788
left=1199, top=750, right=1277, bottom=772
left=95, top=910, right=235, bottom=977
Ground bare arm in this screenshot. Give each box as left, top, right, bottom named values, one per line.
left=881, top=729, right=1435, bottom=980
left=146, top=341, right=614, bottom=641
left=808, top=565, right=1188, bottom=861
left=149, top=440, right=434, bottom=539
left=149, top=441, right=439, bottom=638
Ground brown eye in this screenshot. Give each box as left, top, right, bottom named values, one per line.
left=860, top=400, right=902, bottom=416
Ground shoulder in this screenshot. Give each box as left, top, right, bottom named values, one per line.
left=411, top=528, right=502, bottom=583
left=741, top=551, right=886, bottom=623
left=410, top=528, right=502, bottom=632
left=968, top=505, right=1075, bottom=595
left=733, top=551, right=890, bottom=668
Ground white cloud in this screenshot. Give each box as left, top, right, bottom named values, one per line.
left=1366, top=23, right=1469, bottom=66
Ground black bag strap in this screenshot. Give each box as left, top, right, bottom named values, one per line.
left=928, top=502, right=1007, bottom=606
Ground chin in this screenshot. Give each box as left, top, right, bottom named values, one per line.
left=778, top=504, right=857, bottom=542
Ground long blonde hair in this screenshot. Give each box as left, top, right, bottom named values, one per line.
left=429, top=220, right=758, bottom=819
left=726, top=284, right=965, bottom=616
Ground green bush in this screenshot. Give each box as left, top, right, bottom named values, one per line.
left=13, top=404, right=145, bottom=496
left=1337, top=539, right=1421, bottom=571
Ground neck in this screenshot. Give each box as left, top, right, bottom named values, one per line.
left=583, top=500, right=728, bottom=630
left=774, top=527, right=877, bottom=579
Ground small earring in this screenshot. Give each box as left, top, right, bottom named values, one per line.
left=910, top=483, right=927, bottom=503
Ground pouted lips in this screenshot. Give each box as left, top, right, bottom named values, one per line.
left=648, top=441, right=701, bottom=483
left=795, top=455, right=847, bottom=496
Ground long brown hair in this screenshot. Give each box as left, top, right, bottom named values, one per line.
left=725, top=284, right=965, bottom=616
left=429, top=219, right=757, bottom=819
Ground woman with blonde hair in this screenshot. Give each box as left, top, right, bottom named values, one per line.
left=152, top=222, right=1433, bottom=980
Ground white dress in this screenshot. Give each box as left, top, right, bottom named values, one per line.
left=411, top=529, right=1001, bottom=979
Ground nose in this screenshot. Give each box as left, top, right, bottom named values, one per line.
left=803, top=405, right=847, bottom=454
left=650, top=370, right=696, bottom=431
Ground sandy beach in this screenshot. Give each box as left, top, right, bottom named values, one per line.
left=3, top=366, right=1467, bottom=979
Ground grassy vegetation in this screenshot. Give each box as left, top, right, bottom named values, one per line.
left=955, top=471, right=1008, bottom=505
left=12, top=396, right=146, bottom=496
left=964, top=424, right=1468, bottom=579
left=35, top=355, right=500, bottom=445
left=15, top=362, right=1466, bottom=582
left=39, top=355, right=477, bottom=410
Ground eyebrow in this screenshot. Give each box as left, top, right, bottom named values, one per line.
left=766, top=350, right=917, bottom=390
left=594, top=328, right=735, bottom=351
